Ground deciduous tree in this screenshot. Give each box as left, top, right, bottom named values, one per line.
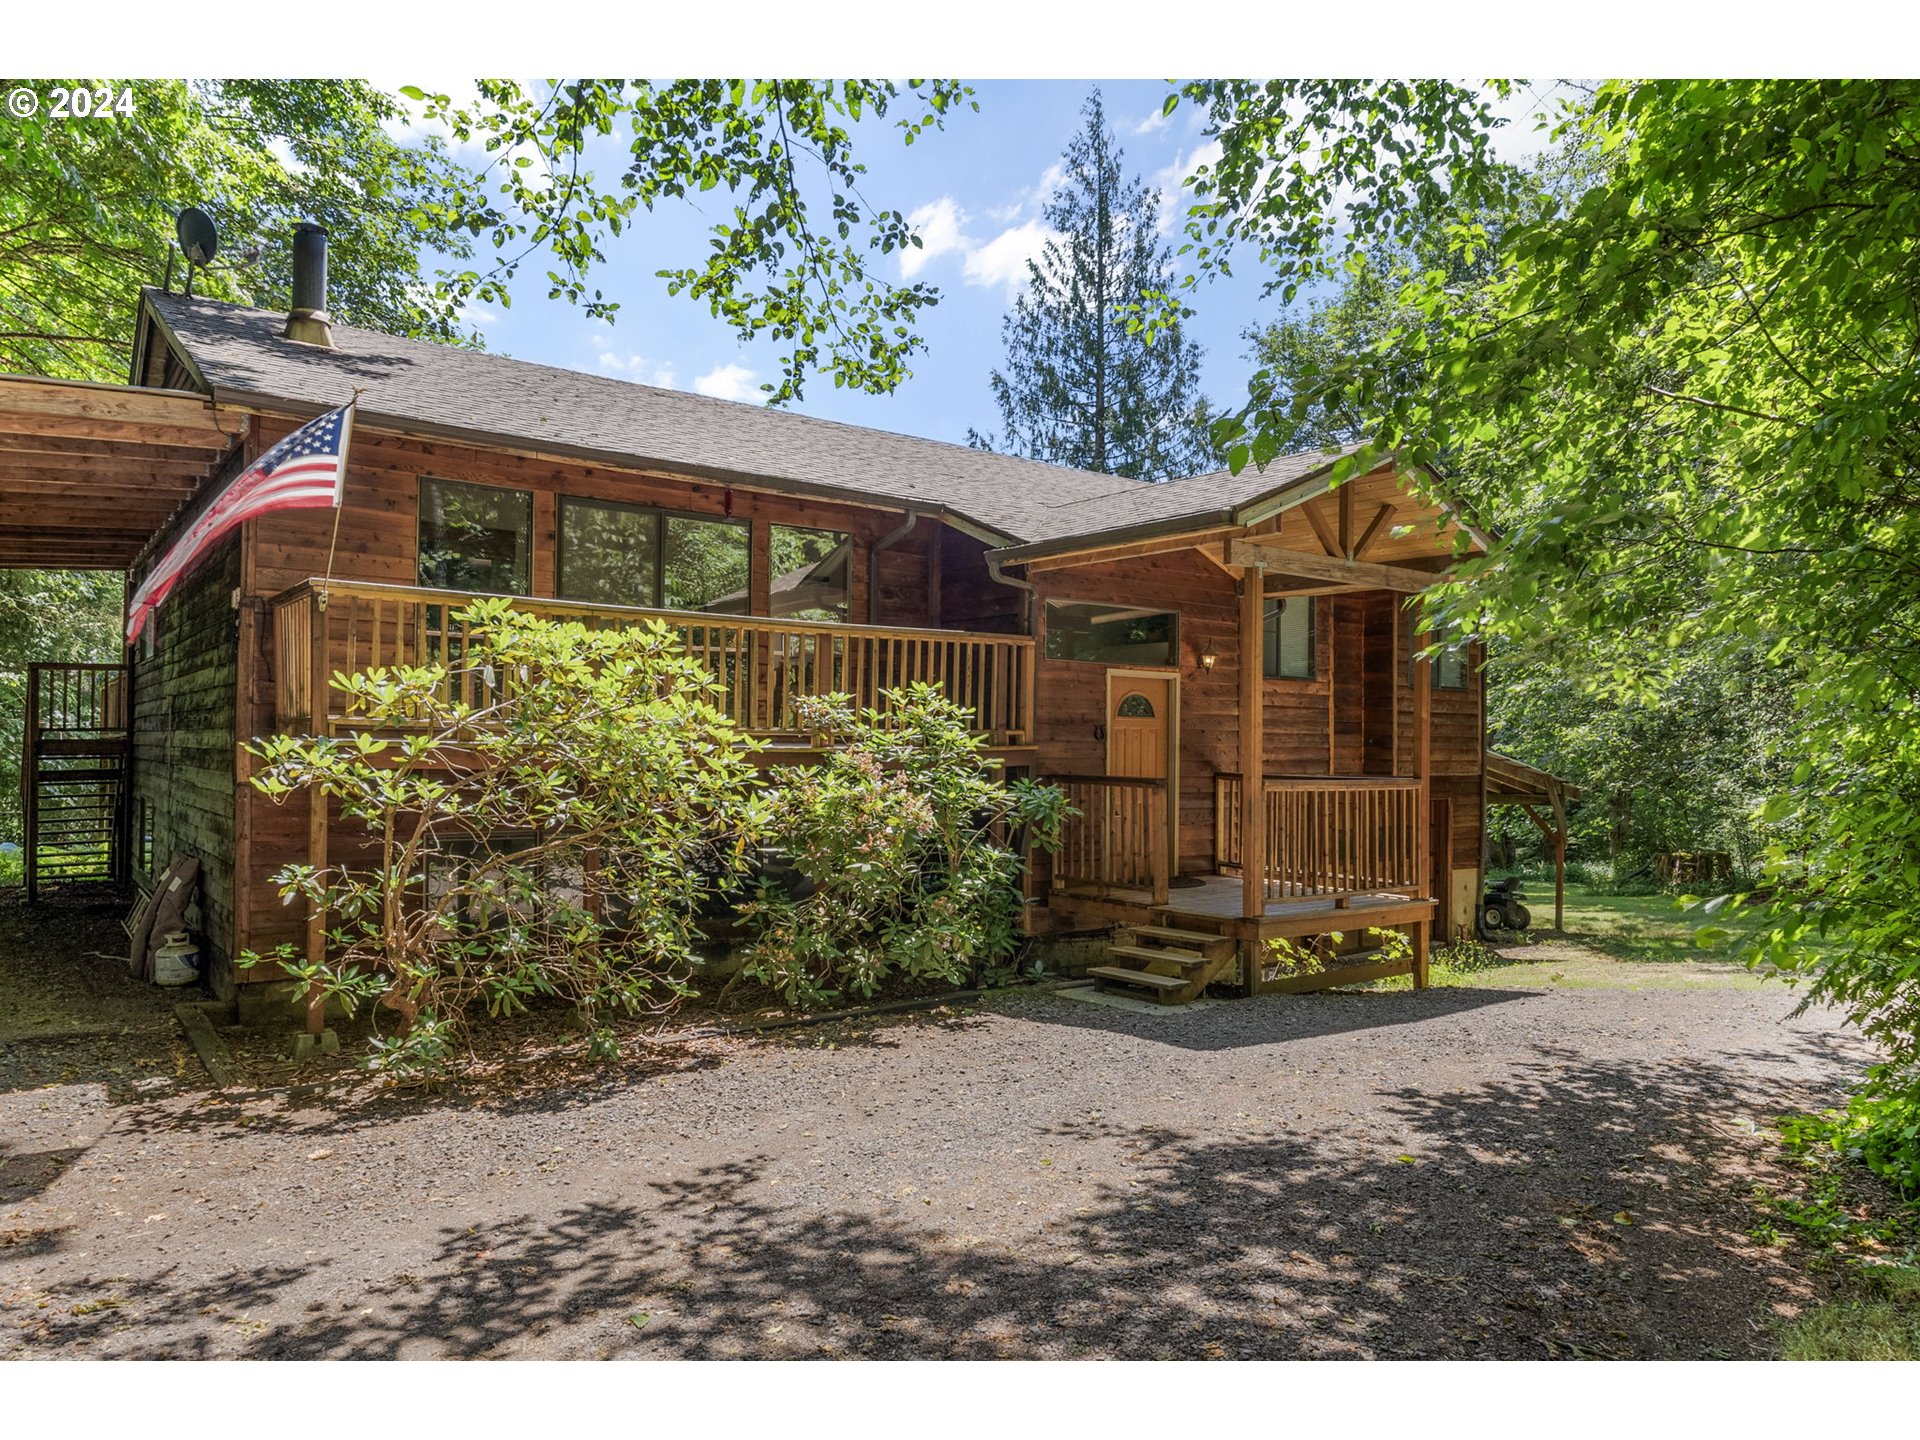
left=1176, top=77, right=1920, bottom=1191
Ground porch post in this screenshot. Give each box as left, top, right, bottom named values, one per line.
left=1239, top=567, right=1265, bottom=921
left=305, top=783, right=329, bottom=1037
left=305, top=599, right=332, bottom=1036
left=1549, top=780, right=1568, bottom=932
left=1412, top=648, right=1432, bottom=898
left=1412, top=648, right=1434, bottom=984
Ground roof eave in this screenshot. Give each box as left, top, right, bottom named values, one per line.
left=200, top=383, right=1025, bottom=549
left=986, top=451, right=1357, bottom=567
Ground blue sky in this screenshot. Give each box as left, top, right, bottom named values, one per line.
left=385, top=79, right=1564, bottom=454
left=411, top=81, right=1306, bottom=450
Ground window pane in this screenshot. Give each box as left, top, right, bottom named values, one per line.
left=418, top=478, right=532, bottom=595
left=663, top=516, right=751, bottom=613
left=1043, top=602, right=1178, bottom=665
left=559, top=497, right=659, bottom=606
left=768, top=525, right=852, bottom=622
left=1415, top=617, right=1471, bottom=690
left=1263, top=597, right=1314, bottom=678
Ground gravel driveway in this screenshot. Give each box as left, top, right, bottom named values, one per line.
left=1, top=938, right=1869, bottom=1361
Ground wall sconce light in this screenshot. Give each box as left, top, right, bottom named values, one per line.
left=1199, top=641, right=1218, bottom=671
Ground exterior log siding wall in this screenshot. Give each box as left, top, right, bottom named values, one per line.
left=1029, top=526, right=1484, bottom=889
left=127, top=411, right=1484, bottom=976
left=129, top=535, right=239, bottom=993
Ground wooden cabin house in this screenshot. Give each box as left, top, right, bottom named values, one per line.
left=2, top=233, right=1491, bottom=1013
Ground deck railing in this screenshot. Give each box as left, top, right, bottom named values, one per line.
left=1215, top=773, right=1425, bottom=904
left=1046, top=774, right=1169, bottom=905
left=270, top=578, right=1035, bottom=744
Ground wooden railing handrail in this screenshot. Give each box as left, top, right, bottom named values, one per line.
left=1214, top=771, right=1420, bottom=790
left=1050, top=773, right=1169, bottom=904
left=272, top=575, right=1035, bottom=745
left=270, top=577, right=1035, bottom=650
left=1264, top=775, right=1421, bottom=792
left=1214, top=768, right=1426, bottom=911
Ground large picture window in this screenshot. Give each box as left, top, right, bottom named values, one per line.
left=1044, top=602, right=1178, bottom=666
left=767, top=525, right=852, bottom=622
left=663, top=516, right=750, bottom=613
left=557, top=497, right=750, bottom=613
left=418, top=478, right=533, bottom=594
left=1262, top=596, right=1315, bottom=680
left=557, top=497, right=659, bottom=607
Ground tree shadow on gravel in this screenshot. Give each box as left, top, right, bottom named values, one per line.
left=104, top=1005, right=996, bottom=1144
left=16, top=1031, right=1851, bottom=1360
left=1012, top=983, right=1542, bottom=1052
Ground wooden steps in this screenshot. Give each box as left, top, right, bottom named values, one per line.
left=1088, top=966, right=1187, bottom=993
left=1089, top=922, right=1238, bottom=1005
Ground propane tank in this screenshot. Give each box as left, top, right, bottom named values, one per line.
left=152, top=931, right=201, bottom=988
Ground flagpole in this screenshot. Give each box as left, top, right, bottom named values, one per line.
left=316, top=393, right=360, bottom=616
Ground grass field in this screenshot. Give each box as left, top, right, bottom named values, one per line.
left=1359, top=879, right=1821, bottom=993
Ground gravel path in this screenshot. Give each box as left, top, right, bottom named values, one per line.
left=1, top=949, right=1870, bottom=1360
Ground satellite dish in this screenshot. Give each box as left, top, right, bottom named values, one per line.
left=176, top=207, right=220, bottom=266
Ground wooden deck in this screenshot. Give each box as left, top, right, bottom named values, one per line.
left=1045, top=872, right=1436, bottom=997
left=1049, top=872, right=1435, bottom=940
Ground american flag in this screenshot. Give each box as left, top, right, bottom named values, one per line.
left=126, top=401, right=356, bottom=643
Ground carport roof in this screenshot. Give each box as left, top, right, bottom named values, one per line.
left=0, top=374, right=240, bottom=569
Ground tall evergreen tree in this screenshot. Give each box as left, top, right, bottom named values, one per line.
left=970, top=91, right=1215, bottom=481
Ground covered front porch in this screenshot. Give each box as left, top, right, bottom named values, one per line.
left=1038, top=771, right=1435, bottom=999
left=1004, top=456, right=1480, bottom=1002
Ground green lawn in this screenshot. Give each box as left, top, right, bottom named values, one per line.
left=1361, top=879, right=1824, bottom=993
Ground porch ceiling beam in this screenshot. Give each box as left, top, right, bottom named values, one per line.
left=1225, top=539, right=1444, bottom=593
left=1261, top=577, right=1370, bottom=597
left=1299, top=499, right=1341, bottom=557
left=1352, top=502, right=1398, bottom=560
left=0, top=434, right=225, bottom=465
left=0, top=481, right=199, bottom=501
left=0, top=460, right=213, bottom=485
left=0, top=549, right=137, bottom=567
left=0, top=376, right=226, bottom=427
left=0, top=410, right=236, bottom=450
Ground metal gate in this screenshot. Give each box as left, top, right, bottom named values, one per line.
left=21, top=662, right=129, bottom=899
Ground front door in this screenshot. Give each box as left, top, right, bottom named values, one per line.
left=1106, top=673, right=1177, bottom=876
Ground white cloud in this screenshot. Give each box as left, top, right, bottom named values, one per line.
left=1131, top=107, right=1170, bottom=137
left=376, top=79, right=552, bottom=185
left=900, top=196, right=971, bottom=281
left=1483, top=81, right=1572, bottom=166
left=588, top=330, right=676, bottom=388
left=898, top=159, right=1067, bottom=296
left=1151, top=139, right=1224, bottom=236
left=987, top=162, right=1065, bottom=224
left=460, top=302, right=502, bottom=327
left=693, top=362, right=760, bottom=403
left=962, top=219, right=1056, bottom=296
